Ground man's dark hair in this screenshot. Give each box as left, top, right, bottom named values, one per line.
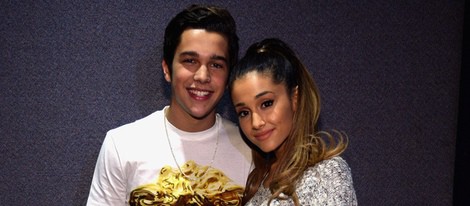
left=163, top=4, right=239, bottom=73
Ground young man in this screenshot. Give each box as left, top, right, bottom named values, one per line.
left=87, top=5, right=252, bottom=206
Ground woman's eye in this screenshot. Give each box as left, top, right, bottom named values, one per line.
left=261, top=100, right=274, bottom=108
left=238, top=111, right=249, bottom=118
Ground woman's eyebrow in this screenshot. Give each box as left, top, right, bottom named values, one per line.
left=234, top=91, right=272, bottom=108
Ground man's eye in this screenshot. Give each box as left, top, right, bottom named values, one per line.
left=182, top=59, right=196, bottom=64
left=210, top=63, right=225, bottom=69
left=261, top=100, right=274, bottom=108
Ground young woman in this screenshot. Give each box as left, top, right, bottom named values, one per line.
left=229, top=38, right=357, bottom=205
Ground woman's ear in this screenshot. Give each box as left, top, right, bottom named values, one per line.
left=162, top=60, right=171, bottom=82
left=292, top=86, right=299, bottom=112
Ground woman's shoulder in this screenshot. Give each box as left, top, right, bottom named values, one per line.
left=297, top=156, right=357, bottom=205
left=310, top=156, right=350, bottom=173
left=302, top=156, right=353, bottom=183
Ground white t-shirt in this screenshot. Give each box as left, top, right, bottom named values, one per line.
left=87, top=106, right=252, bottom=205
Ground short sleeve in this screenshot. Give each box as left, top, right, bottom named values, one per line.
left=86, top=132, right=127, bottom=206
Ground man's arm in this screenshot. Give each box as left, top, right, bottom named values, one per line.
left=86, top=133, right=127, bottom=206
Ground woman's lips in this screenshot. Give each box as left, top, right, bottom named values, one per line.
left=253, top=129, right=273, bottom=141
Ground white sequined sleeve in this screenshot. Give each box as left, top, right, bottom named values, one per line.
left=246, top=156, right=357, bottom=206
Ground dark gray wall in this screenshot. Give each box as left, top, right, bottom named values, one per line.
left=1, top=1, right=464, bottom=205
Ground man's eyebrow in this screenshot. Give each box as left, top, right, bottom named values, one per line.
left=179, top=51, right=198, bottom=57
left=210, top=55, right=228, bottom=64
left=179, top=51, right=228, bottom=63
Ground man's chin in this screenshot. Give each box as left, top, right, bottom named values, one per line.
left=189, top=111, right=213, bottom=120
left=188, top=107, right=216, bottom=120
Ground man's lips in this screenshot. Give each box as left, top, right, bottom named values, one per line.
left=188, top=88, right=213, bottom=100
left=253, top=129, right=273, bottom=141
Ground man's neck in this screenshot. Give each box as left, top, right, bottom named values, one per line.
left=165, top=106, right=216, bottom=132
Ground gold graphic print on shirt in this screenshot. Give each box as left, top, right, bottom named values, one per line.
left=129, top=160, right=244, bottom=206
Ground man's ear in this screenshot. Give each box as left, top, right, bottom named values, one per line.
left=162, top=60, right=171, bottom=82
left=292, top=86, right=299, bottom=112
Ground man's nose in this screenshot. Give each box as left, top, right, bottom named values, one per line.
left=194, top=65, right=210, bottom=83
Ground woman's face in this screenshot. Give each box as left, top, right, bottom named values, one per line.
left=231, top=71, right=297, bottom=153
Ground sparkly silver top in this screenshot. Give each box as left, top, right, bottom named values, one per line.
left=245, top=156, right=357, bottom=206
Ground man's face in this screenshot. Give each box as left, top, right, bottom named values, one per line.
left=163, top=29, right=229, bottom=121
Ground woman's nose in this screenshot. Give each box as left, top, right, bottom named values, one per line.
left=251, top=112, right=265, bottom=129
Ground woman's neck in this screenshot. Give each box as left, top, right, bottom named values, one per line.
left=263, top=160, right=280, bottom=188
